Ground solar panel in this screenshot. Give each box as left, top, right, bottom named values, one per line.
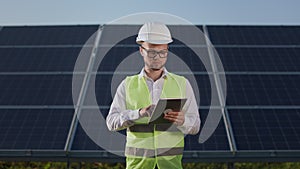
left=228, top=109, right=300, bottom=150
left=0, top=75, right=77, bottom=105
left=0, top=47, right=92, bottom=72
left=0, top=25, right=99, bottom=46
left=1, top=24, right=300, bottom=162
left=207, top=26, right=300, bottom=45
left=224, top=75, right=300, bottom=106
left=0, top=109, right=74, bottom=149
left=216, top=47, right=300, bottom=72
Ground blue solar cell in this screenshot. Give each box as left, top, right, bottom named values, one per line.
left=100, top=25, right=140, bottom=45
left=216, top=47, right=300, bottom=72
left=224, top=75, right=300, bottom=106
left=0, top=47, right=92, bottom=72
left=228, top=109, right=300, bottom=150
left=71, top=122, right=103, bottom=150
left=0, top=25, right=98, bottom=45
left=95, top=46, right=138, bottom=72
left=208, top=26, right=300, bottom=45
left=0, top=75, right=78, bottom=105
left=168, top=47, right=208, bottom=72
left=0, top=109, right=74, bottom=149
left=185, top=109, right=229, bottom=151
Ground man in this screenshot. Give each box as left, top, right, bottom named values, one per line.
left=106, top=22, right=200, bottom=169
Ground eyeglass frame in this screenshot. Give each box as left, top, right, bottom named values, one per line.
left=140, top=45, right=169, bottom=58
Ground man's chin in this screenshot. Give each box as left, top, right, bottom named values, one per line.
left=149, top=64, right=164, bottom=71
left=150, top=68, right=161, bottom=71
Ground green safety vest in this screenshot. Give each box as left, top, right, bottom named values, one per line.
left=125, top=73, right=186, bottom=169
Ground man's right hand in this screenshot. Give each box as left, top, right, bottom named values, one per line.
left=139, top=104, right=155, bottom=117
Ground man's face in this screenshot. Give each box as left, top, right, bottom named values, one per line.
left=139, top=42, right=169, bottom=71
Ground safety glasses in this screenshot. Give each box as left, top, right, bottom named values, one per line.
left=140, top=46, right=168, bottom=58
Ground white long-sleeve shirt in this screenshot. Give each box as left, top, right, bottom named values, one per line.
left=106, top=68, right=200, bottom=135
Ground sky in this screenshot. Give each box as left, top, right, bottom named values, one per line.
left=0, top=0, right=300, bottom=26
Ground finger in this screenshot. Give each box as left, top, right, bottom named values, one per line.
left=164, top=116, right=180, bottom=122
left=145, top=105, right=152, bottom=110
left=166, top=111, right=185, bottom=116
left=166, top=111, right=179, bottom=116
left=164, top=116, right=178, bottom=122
left=165, top=115, right=184, bottom=124
left=164, top=113, right=184, bottom=119
left=164, top=114, right=176, bottom=119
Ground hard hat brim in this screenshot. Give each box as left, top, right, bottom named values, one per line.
left=136, top=39, right=173, bottom=45
left=136, top=33, right=173, bottom=44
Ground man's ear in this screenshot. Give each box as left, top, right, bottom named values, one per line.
left=139, top=46, right=144, bottom=57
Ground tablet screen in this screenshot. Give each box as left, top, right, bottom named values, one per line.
left=149, top=98, right=187, bottom=124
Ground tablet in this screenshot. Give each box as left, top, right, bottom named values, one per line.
left=148, top=98, right=187, bottom=124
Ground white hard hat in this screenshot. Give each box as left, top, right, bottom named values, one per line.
left=136, top=22, right=173, bottom=44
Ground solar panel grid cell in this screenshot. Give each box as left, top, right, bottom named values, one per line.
left=0, top=75, right=76, bottom=106
left=0, top=25, right=99, bottom=46
left=224, top=75, right=300, bottom=106
left=208, top=26, right=300, bottom=45
left=229, top=109, right=300, bottom=150
left=0, top=109, right=74, bottom=149
left=216, top=47, right=300, bottom=72
left=0, top=47, right=92, bottom=72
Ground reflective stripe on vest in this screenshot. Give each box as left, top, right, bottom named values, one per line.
left=125, top=73, right=186, bottom=158
left=125, top=147, right=184, bottom=158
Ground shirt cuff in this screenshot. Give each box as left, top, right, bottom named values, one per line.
left=120, top=109, right=140, bottom=122
left=130, top=109, right=140, bottom=120
left=177, top=118, right=191, bottom=134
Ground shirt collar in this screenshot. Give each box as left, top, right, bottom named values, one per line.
left=138, top=67, right=169, bottom=79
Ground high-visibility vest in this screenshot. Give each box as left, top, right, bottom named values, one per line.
left=125, top=73, right=186, bottom=169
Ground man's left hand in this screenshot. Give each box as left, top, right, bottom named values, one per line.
left=164, top=111, right=185, bottom=126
